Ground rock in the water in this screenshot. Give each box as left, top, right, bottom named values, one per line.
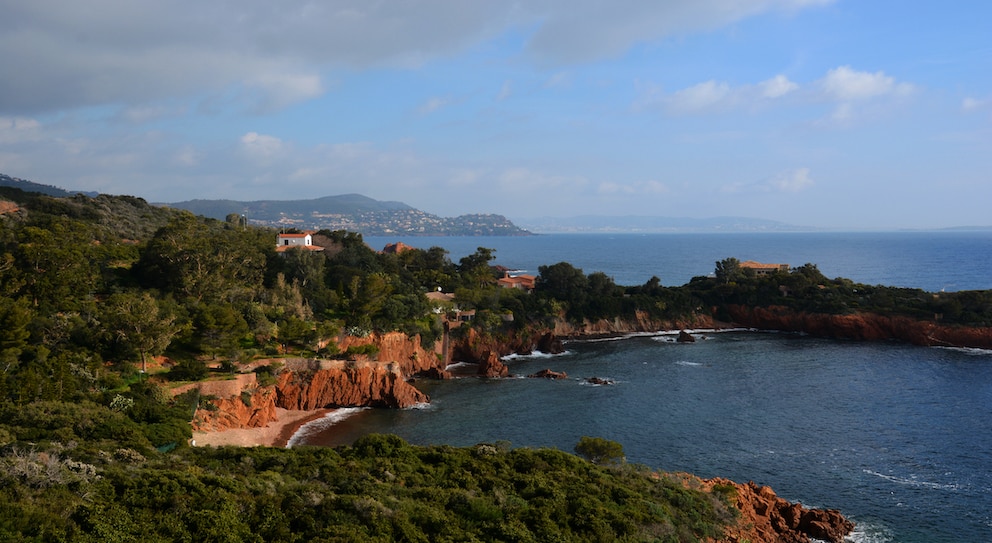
left=527, top=368, right=568, bottom=379
left=478, top=351, right=509, bottom=378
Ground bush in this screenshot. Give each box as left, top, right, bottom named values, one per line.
left=168, top=359, right=209, bottom=381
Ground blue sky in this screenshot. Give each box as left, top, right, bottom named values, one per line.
left=1, top=1, right=990, bottom=229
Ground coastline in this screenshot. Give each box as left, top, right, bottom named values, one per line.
left=192, top=407, right=333, bottom=448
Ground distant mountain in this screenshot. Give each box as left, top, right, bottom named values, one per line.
left=166, top=194, right=532, bottom=237
left=514, top=215, right=810, bottom=233
left=0, top=173, right=98, bottom=198
left=168, top=193, right=413, bottom=219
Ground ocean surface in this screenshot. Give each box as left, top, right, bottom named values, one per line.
left=297, top=232, right=992, bottom=543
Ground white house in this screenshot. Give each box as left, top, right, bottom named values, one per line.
left=276, top=232, right=324, bottom=253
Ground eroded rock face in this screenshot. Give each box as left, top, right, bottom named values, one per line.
left=697, top=477, right=854, bottom=543
left=337, top=331, right=443, bottom=375
left=192, top=387, right=278, bottom=432
left=275, top=359, right=428, bottom=410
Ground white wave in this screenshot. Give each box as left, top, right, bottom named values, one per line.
left=287, top=407, right=368, bottom=448
left=502, top=350, right=574, bottom=360
left=843, top=520, right=895, bottom=543
left=580, top=377, right=617, bottom=386
left=444, top=361, right=473, bottom=370
left=674, top=360, right=703, bottom=367
left=935, top=345, right=992, bottom=356
left=862, top=469, right=961, bottom=491
left=405, top=402, right=433, bottom=410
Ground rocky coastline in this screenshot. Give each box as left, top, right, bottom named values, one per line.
left=184, top=306, right=992, bottom=543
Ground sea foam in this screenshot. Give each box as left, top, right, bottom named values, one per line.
left=287, top=407, right=368, bottom=448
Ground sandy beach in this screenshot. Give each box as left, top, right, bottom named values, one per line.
left=191, top=407, right=333, bottom=448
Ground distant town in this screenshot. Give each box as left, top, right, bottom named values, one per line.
left=249, top=208, right=531, bottom=237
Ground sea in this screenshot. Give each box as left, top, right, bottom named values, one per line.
left=293, top=231, right=992, bottom=543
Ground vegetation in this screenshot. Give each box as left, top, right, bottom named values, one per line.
left=1, top=187, right=989, bottom=541
left=0, top=432, right=734, bottom=542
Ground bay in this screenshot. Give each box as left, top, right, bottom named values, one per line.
left=298, top=231, right=992, bottom=542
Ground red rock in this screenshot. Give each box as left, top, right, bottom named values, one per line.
left=478, top=351, right=509, bottom=378
left=527, top=368, right=568, bottom=379
left=275, top=359, right=428, bottom=409
left=694, top=478, right=854, bottom=543
left=724, top=304, right=992, bottom=349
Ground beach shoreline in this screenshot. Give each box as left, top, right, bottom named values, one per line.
left=192, top=407, right=333, bottom=448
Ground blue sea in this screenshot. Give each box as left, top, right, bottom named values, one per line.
left=297, top=232, right=992, bottom=542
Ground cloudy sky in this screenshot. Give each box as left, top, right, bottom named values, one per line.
left=1, top=1, right=990, bottom=229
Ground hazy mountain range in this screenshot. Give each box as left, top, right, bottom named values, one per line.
left=0, top=172, right=869, bottom=234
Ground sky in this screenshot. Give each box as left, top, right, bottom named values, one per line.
left=1, top=1, right=990, bottom=229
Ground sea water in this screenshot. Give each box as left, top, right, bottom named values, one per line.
left=300, top=232, right=992, bottom=542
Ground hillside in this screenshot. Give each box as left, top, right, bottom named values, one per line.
left=0, top=172, right=97, bottom=198
left=166, top=194, right=532, bottom=236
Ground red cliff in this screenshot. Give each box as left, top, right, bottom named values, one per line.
left=690, top=476, right=854, bottom=543
left=725, top=305, right=992, bottom=349
left=192, top=386, right=279, bottom=432
left=275, top=359, right=428, bottom=410
left=338, top=331, right=448, bottom=376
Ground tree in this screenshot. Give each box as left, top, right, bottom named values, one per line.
left=574, top=436, right=625, bottom=466
left=714, top=258, right=743, bottom=284
left=101, top=292, right=179, bottom=373
left=458, top=247, right=497, bottom=288
left=536, top=262, right=589, bottom=318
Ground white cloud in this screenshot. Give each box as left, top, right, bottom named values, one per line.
left=526, top=0, right=835, bottom=64
left=759, top=74, right=799, bottom=98
left=669, top=81, right=733, bottom=113
left=644, top=74, right=798, bottom=115
left=0, top=1, right=835, bottom=115
left=819, top=66, right=914, bottom=101
left=246, top=71, right=325, bottom=112
left=240, top=132, right=285, bottom=160
left=644, top=67, right=914, bottom=123
left=770, top=168, right=814, bottom=192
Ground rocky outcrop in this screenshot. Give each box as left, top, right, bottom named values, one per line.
left=192, top=386, right=278, bottom=432
left=725, top=305, right=992, bottom=349
left=677, top=330, right=696, bottom=343
left=477, top=351, right=509, bottom=378
left=337, top=331, right=444, bottom=375
left=692, top=477, right=854, bottom=543
left=189, top=331, right=444, bottom=432
left=451, top=327, right=563, bottom=363
left=527, top=369, right=568, bottom=379
left=275, top=359, right=428, bottom=410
